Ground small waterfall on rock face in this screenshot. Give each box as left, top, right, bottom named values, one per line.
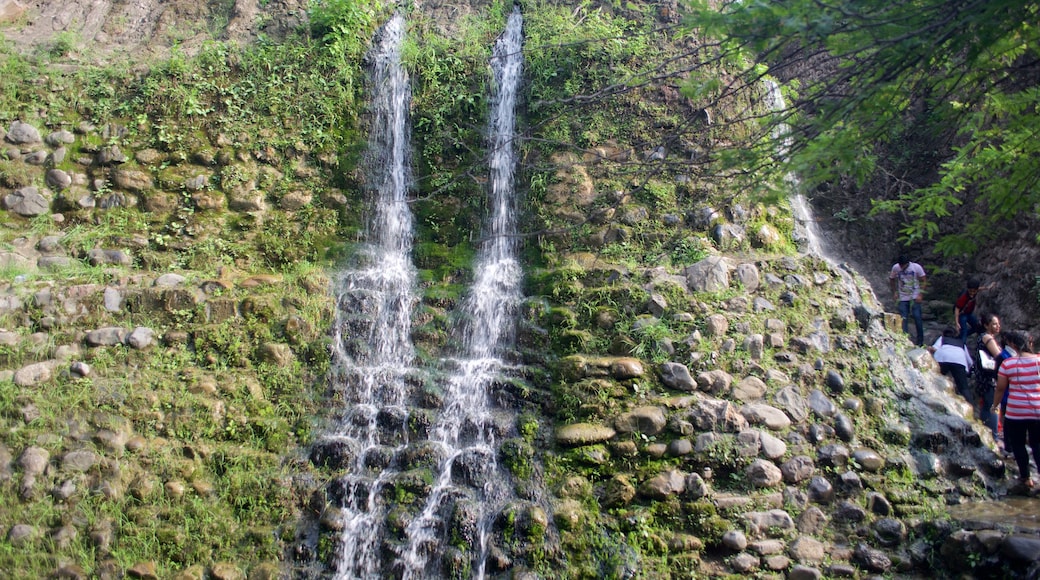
left=764, top=80, right=828, bottom=261
left=326, top=14, right=418, bottom=579
left=397, top=8, right=524, bottom=579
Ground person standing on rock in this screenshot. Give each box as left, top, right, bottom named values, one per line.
left=954, top=278, right=985, bottom=342
left=972, top=313, right=1006, bottom=443
left=993, top=330, right=1040, bottom=496
left=889, top=254, right=927, bottom=346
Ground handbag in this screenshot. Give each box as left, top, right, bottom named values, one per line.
left=979, top=349, right=996, bottom=370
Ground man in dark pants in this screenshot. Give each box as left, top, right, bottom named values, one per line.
left=890, top=254, right=927, bottom=346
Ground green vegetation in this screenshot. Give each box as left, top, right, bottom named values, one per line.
left=684, top=0, right=1040, bottom=257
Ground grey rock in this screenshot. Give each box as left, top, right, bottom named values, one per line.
left=96, top=145, right=127, bottom=165
left=733, top=375, right=767, bottom=401
left=734, top=262, right=760, bottom=292
left=853, top=542, right=891, bottom=573
left=18, top=446, right=49, bottom=476
left=666, top=439, right=693, bottom=457
left=659, top=362, right=696, bottom=391
left=639, top=469, right=685, bottom=499
left=45, top=169, right=72, bottom=190
left=852, top=448, right=885, bottom=472
left=3, top=186, right=50, bottom=216
left=85, top=327, right=129, bottom=347
left=773, top=386, right=809, bottom=422
left=1001, top=535, right=1040, bottom=562
left=704, top=313, right=728, bottom=336
left=126, top=327, right=156, bottom=350
left=62, top=450, right=99, bottom=472
left=13, top=361, right=57, bottom=387
left=873, top=518, right=906, bottom=547
left=52, top=478, right=76, bottom=500
left=614, top=406, right=667, bottom=435
left=807, top=476, right=834, bottom=504
left=685, top=256, right=730, bottom=292
left=696, top=369, right=733, bottom=395
left=759, top=430, right=787, bottom=459
left=834, top=412, right=855, bottom=442
left=787, top=565, right=822, bottom=580
left=722, top=529, right=748, bottom=551
left=746, top=458, right=783, bottom=488
left=103, top=287, right=124, bottom=312
left=154, top=273, right=186, bottom=287
left=837, top=471, right=863, bottom=497
left=807, top=389, right=837, bottom=418
left=683, top=472, right=709, bottom=499
left=38, top=256, right=72, bottom=270
left=45, top=130, right=75, bottom=146
left=610, top=358, right=644, bottom=379
left=866, top=492, right=892, bottom=516
left=817, top=443, right=850, bottom=469
left=5, top=120, right=41, bottom=144
left=729, top=552, right=759, bottom=572
left=22, top=150, right=47, bottom=165
left=744, top=509, right=795, bottom=537
left=749, top=538, right=784, bottom=555
left=7, top=524, right=36, bottom=546
left=781, top=455, right=816, bottom=484
left=833, top=499, right=867, bottom=523
left=113, top=168, right=153, bottom=192
left=788, top=536, right=826, bottom=563
left=740, top=403, right=791, bottom=430
left=555, top=423, right=615, bottom=446
left=796, top=506, right=828, bottom=534
left=37, top=235, right=63, bottom=254
left=87, top=249, right=132, bottom=266
left=603, top=475, right=636, bottom=508
left=825, top=369, right=845, bottom=393
left=687, top=399, right=748, bottom=433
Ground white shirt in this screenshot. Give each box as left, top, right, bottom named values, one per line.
left=931, top=336, right=972, bottom=370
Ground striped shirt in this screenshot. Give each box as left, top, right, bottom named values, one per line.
left=997, top=355, right=1040, bottom=421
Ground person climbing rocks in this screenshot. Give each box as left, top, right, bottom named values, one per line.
left=992, top=330, right=1040, bottom=496
left=971, top=313, right=1006, bottom=443
left=889, top=254, right=926, bottom=346
left=954, top=278, right=985, bottom=342
left=929, top=326, right=973, bottom=404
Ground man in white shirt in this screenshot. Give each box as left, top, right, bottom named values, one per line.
left=890, top=254, right=927, bottom=346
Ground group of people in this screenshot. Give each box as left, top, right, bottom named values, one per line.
left=892, top=255, right=1040, bottom=496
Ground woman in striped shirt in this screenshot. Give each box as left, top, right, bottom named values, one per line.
left=993, top=330, right=1040, bottom=495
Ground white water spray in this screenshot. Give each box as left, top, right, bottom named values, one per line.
left=397, top=8, right=525, bottom=579
left=329, top=14, right=419, bottom=579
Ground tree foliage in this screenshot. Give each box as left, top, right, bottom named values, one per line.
left=683, top=0, right=1040, bottom=256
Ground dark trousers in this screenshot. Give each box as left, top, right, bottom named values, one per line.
left=899, top=300, right=924, bottom=345
left=1004, top=418, right=1040, bottom=482
left=939, top=362, right=971, bottom=403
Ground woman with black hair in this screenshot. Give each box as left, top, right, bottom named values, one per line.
left=993, top=330, right=1040, bottom=495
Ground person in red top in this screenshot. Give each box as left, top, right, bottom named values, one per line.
left=954, top=279, right=983, bottom=342
left=993, top=330, right=1040, bottom=495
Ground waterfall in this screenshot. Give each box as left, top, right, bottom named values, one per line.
left=763, top=80, right=828, bottom=261
left=397, top=8, right=524, bottom=579
left=326, top=13, right=419, bottom=579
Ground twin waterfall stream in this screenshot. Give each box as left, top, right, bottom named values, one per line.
left=324, top=10, right=525, bottom=579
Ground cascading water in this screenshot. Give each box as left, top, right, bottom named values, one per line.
left=325, top=13, right=419, bottom=579
left=764, top=80, right=828, bottom=261
left=397, top=8, right=525, bottom=578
